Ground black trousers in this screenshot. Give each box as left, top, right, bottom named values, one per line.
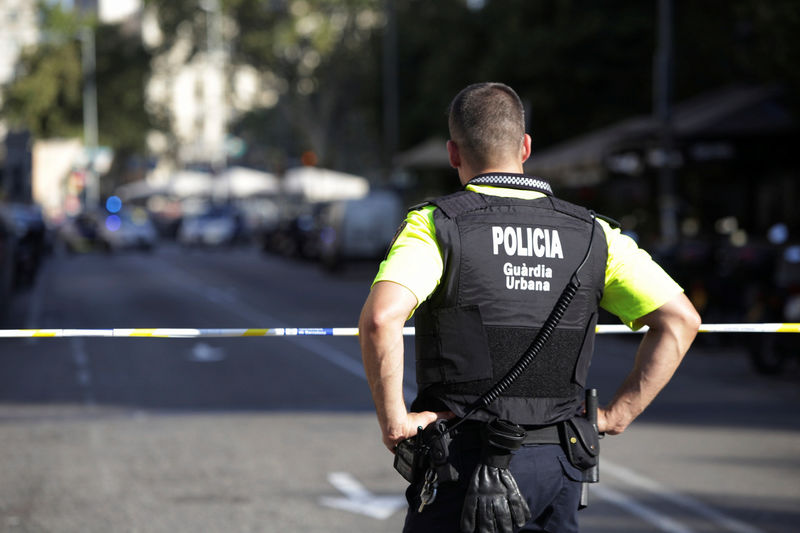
left=402, top=437, right=583, bottom=533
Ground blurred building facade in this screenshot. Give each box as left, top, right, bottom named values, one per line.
left=141, top=1, right=270, bottom=183
left=0, top=0, right=39, bottom=88
left=1, top=0, right=267, bottom=219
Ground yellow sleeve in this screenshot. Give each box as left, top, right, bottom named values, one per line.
left=372, top=206, right=443, bottom=312
left=373, top=209, right=681, bottom=327
left=599, top=219, right=684, bottom=329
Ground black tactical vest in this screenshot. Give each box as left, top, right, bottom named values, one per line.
left=411, top=174, right=608, bottom=426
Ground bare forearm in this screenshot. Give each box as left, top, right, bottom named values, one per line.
left=603, top=327, right=687, bottom=432
left=601, top=293, right=700, bottom=434
left=360, top=321, right=408, bottom=444
left=359, top=281, right=442, bottom=451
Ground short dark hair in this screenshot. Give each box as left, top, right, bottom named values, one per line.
left=448, top=82, right=526, bottom=169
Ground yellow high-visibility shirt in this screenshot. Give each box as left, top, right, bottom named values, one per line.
left=373, top=184, right=683, bottom=329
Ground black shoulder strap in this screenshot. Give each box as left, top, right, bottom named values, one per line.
left=548, top=197, right=595, bottom=224
left=428, top=191, right=488, bottom=219
left=595, top=213, right=621, bottom=229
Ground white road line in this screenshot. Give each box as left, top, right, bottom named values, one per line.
left=156, top=256, right=761, bottom=532
left=70, top=337, right=95, bottom=406
left=24, top=259, right=51, bottom=344
left=602, top=460, right=764, bottom=533
left=592, top=483, right=695, bottom=533
left=320, top=472, right=406, bottom=519
left=150, top=256, right=419, bottom=398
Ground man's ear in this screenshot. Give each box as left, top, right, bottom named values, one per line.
left=521, top=134, right=532, bottom=163
left=447, top=140, right=461, bottom=169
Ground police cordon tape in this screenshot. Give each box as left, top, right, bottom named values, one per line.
left=0, top=324, right=799, bottom=338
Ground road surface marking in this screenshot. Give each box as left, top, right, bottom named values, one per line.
left=319, top=472, right=406, bottom=519
left=70, top=337, right=95, bottom=406
left=150, top=258, right=420, bottom=398
left=592, top=483, right=695, bottom=533
left=602, top=460, right=763, bottom=533
left=23, top=259, right=52, bottom=344
left=187, top=342, right=226, bottom=362
left=155, top=257, right=762, bottom=531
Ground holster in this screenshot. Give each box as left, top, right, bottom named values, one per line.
left=393, top=419, right=458, bottom=484
left=394, top=435, right=425, bottom=483
left=559, top=416, right=599, bottom=473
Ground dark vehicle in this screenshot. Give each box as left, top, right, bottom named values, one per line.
left=8, top=203, right=48, bottom=287
left=0, top=206, right=16, bottom=322
left=746, top=244, right=800, bottom=375
left=58, top=212, right=105, bottom=253
left=657, top=236, right=800, bottom=375
left=260, top=200, right=328, bottom=259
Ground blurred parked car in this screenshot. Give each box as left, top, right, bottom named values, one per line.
left=288, top=202, right=331, bottom=259
left=58, top=212, right=104, bottom=254
left=659, top=235, right=800, bottom=376
left=97, top=208, right=158, bottom=252
left=746, top=244, right=800, bottom=375
left=236, top=197, right=280, bottom=238
left=0, top=206, right=16, bottom=322
left=258, top=198, right=311, bottom=257
left=177, top=205, right=246, bottom=247
left=7, top=203, right=48, bottom=287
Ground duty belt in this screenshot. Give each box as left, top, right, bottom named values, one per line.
left=450, top=421, right=561, bottom=446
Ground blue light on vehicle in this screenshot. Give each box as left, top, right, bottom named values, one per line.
left=784, top=245, right=800, bottom=264
left=768, top=223, right=789, bottom=245
left=106, top=195, right=122, bottom=213
left=105, top=214, right=122, bottom=232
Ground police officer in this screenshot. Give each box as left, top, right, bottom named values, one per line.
left=359, top=82, right=701, bottom=532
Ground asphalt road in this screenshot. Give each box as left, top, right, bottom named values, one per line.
left=0, top=243, right=798, bottom=533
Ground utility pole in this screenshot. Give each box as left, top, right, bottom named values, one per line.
left=654, top=0, right=679, bottom=246
left=382, top=0, right=398, bottom=182
left=80, top=25, right=99, bottom=208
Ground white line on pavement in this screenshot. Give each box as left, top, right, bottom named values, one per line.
left=592, top=483, right=695, bottom=533
left=602, top=460, right=763, bottom=533
left=320, top=472, right=406, bottom=520
left=156, top=255, right=760, bottom=532
left=70, top=336, right=95, bottom=406
left=150, top=257, right=419, bottom=399
left=24, top=259, right=52, bottom=344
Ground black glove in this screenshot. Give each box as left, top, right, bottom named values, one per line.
left=460, top=419, right=532, bottom=533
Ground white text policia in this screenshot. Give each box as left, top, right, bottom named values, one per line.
left=491, top=226, right=564, bottom=259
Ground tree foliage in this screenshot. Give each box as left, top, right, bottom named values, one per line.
left=145, top=0, right=383, bottom=173
left=1, top=3, right=85, bottom=139
left=94, top=24, right=152, bottom=154
left=390, top=0, right=800, bottom=152
left=4, top=0, right=798, bottom=179
left=226, top=0, right=383, bottom=173
left=393, top=0, right=656, bottom=150
left=1, top=3, right=152, bottom=156
left=675, top=0, right=800, bottom=108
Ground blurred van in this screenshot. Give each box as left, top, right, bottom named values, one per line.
left=318, top=190, right=404, bottom=269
